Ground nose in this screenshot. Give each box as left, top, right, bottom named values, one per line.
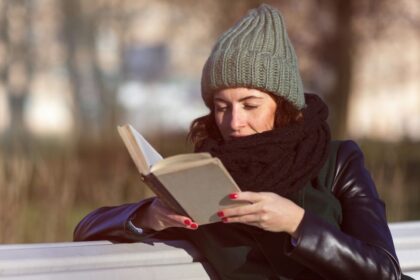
left=229, top=107, right=245, bottom=131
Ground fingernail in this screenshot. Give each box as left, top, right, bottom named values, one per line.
left=190, top=223, right=198, bottom=229
left=222, top=217, right=228, bottom=223
left=229, top=193, right=238, bottom=199
left=184, top=219, right=191, bottom=226
left=217, top=211, right=224, bottom=217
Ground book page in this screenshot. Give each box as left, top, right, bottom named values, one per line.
left=150, top=153, right=212, bottom=173
left=128, top=125, right=163, bottom=169
left=154, top=159, right=247, bottom=224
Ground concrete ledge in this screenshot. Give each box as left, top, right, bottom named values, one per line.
left=0, top=221, right=419, bottom=279
left=0, top=240, right=112, bottom=250
left=0, top=240, right=214, bottom=278
left=389, top=221, right=420, bottom=250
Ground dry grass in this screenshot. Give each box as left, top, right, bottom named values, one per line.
left=0, top=137, right=419, bottom=243
left=360, top=139, right=420, bottom=222
left=0, top=155, right=32, bottom=243
left=0, top=139, right=152, bottom=243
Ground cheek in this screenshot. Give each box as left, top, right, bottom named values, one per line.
left=252, top=110, right=276, bottom=129
left=264, top=104, right=277, bottom=127
left=267, top=111, right=276, bottom=127
left=214, top=113, right=226, bottom=131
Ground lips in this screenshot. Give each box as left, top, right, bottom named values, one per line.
left=228, top=134, right=248, bottom=140
left=229, top=132, right=245, bottom=136
left=225, top=131, right=255, bottom=141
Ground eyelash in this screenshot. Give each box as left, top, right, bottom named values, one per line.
left=215, top=104, right=259, bottom=112
left=244, top=105, right=258, bottom=110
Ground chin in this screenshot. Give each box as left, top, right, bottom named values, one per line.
left=225, top=134, right=252, bottom=141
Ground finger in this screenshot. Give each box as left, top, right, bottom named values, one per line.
left=229, top=191, right=265, bottom=203
left=161, top=213, right=198, bottom=230
left=153, top=215, right=190, bottom=231
left=152, top=201, right=189, bottom=222
left=152, top=198, right=199, bottom=230
left=222, top=213, right=262, bottom=224
left=150, top=204, right=195, bottom=229
left=219, top=203, right=260, bottom=218
left=167, top=214, right=196, bottom=227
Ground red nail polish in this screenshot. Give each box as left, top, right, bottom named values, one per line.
left=190, top=223, right=198, bottom=229
left=217, top=211, right=224, bottom=217
left=184, top=219, right=191, bottom=226
left=229, top=193, right=238, bottom=199
left=222, top=217, right=228, bottom=223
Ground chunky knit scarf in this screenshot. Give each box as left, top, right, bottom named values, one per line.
left=197, top=93, right=331, bottom=196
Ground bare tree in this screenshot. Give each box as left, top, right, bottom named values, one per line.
left=0, top=0, right=34, bottom=148
left=60, top=0, right=129, bottom=143
left=320, top=1, right=354, bottom=139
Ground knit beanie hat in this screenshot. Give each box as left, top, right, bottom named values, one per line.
left=201, top=4, right=305, bottom=109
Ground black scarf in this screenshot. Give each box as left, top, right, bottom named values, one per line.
left=197, top=93, right=331, bottom=196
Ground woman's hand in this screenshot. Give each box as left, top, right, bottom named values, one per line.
left=218, top=192, right=304, bottom=238
left=134, top=197, right=198, bottom=231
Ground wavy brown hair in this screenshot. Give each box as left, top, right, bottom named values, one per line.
left=188, top=93, right=304, bottom=150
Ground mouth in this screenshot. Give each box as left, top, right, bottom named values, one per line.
left=229, top=132, right=245, bottom=136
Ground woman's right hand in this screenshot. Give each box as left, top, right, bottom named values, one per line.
left=134, top=197, right=198, bottom=231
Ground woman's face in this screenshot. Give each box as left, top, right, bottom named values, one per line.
left=213, top=88, right=277, bottom=141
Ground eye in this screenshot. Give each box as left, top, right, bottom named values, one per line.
left=243, top=104, right=258, bottom=110
left=215, top=105, right=228, bottom=112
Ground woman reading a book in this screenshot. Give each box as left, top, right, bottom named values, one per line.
left=74, top=4, right=406, bottom=280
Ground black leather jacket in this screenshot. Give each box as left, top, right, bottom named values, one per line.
left=74, top=141, right=402, bottom=279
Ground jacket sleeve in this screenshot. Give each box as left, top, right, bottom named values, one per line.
left=286, top=140, right=402, bottom=280
left=73, top=197, right=183, bottom=242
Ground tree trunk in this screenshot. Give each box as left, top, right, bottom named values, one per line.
left=60, top=0, right=122, bottom=144
left=0, top=0, right=34, bottom=151
left=325, top=1, right=353, bottom=139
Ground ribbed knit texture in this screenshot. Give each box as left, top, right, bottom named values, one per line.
left=197, top=94, right=330, bottom=196
left=201, top=4, right=305, bottom=109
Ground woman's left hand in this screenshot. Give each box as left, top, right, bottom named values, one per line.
left=218, top=191, right=305, bottom=238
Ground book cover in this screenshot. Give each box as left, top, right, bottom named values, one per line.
left=117, top=124, right=247, bottom=224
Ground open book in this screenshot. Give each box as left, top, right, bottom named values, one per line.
left=117, top=124, right=246, bottom=225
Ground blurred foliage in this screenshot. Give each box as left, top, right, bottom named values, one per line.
left=1, top=0, right=419, bottom=243
left=0, top=133, right=193, bottom=243
left=359, top=140, right=420, bottom=221
left=1, top=135, right=419, bottom=243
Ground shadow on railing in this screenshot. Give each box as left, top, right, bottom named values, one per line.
left=0, top=221, right=419, bottom=279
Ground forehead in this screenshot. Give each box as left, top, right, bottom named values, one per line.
left=214, top=88, right=269, bottom=101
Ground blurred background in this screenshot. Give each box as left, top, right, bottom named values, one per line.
left=0, top=0, right=419, bottom=243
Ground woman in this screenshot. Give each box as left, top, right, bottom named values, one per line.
left=74, top=4, right=406, bottom=279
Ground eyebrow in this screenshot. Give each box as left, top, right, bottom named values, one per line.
left=214, top=96, right=264, bottom=103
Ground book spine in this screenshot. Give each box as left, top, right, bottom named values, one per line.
left=142, top=174, right=190, bottom=218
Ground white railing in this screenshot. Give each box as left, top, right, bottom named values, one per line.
left=1, top=221, right=419, bottom=280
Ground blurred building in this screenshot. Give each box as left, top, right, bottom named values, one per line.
left=349, top=29, right=420, bottom=141
left=0, top=0, right=419, bottom=141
